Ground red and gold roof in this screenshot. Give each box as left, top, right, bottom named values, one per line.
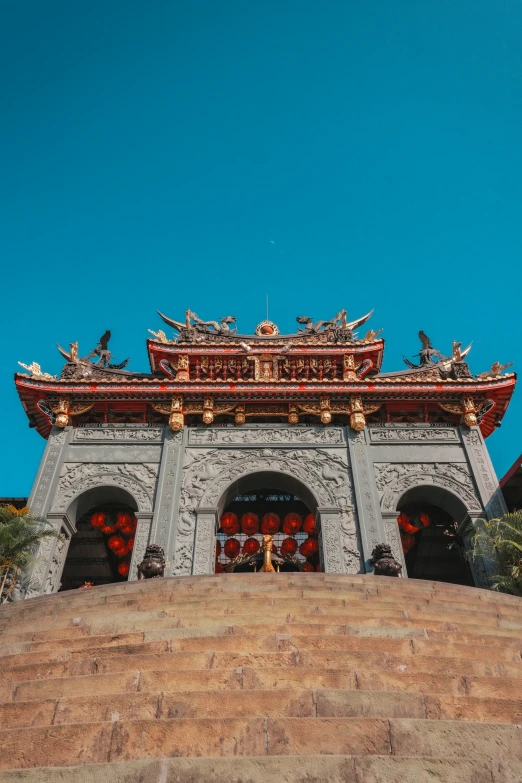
left=15, top=310, right=516, bottom=439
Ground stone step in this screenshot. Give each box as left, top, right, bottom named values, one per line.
left=1, top=717, right=521, bottom=770
left=4, top=688, right=522, bottom=730
left=0, top=755, right=520, bottom=783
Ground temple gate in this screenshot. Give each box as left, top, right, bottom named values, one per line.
left=14, top=309, right=515, bottom=596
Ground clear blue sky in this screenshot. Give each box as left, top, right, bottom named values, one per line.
left=1, top=0, right=520, bottom=496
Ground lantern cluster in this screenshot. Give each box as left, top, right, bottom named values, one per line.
left=216, top=510, right=321, bottom=572
left=90, top=510, right=137, bottom=575
left=397, top=511, right=431, bottom=554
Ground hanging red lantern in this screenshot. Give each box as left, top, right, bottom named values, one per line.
left=127, top=537, right=135, bottom=551
left=299, top=537, right=319, bottom=558
left=215, top=562, right=224, bottom=573
left=108, top=534, right=125, bottom=552
left=261, top=513, right=280, bottom=535
left=397, top=512, right=419, bottom=535
left=118, top=562, right=130, bottom=576
left=302, top=562, right=315, bottom=572
left=215, top=539, right=222, bottom=557
left=401, top=532, right=415, bottom=554
left=280, top=537, right=298, bottom=557
left=114, top=543, right=129, bottom=558
left=283, top=513, right=302, bottom=535
left=419, top=512, right=431, bottom=528
left=242, top=537, right=260, bottom=555
left=220, top=512, right=240, bottom=536
left=120, top=523, right=135, bottom=535
left=224, top=538, right=240, bottom=559
left=101, top=524, right=116, bottom=535
left=303, top=513, right=316, bottom=535
left=241, top=512, right=259, bottom=536
left=115, top=512, right=133, bottom=529
left=90, top=512, right=106, bottom=528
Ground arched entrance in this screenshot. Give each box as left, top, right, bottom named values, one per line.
left=59, top=486, right=139, bottom=590
left=216, top=471, right=320, bottom=573
left=396, top=486, right=474, bottom=585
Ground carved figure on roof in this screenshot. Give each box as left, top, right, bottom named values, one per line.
left=18, top=362, right=56, bottom=381
left=189, top=311, right=237, bottom=334
left=478, top=361, right=514, bottom=379
left=296, top=310, right=373, bottom=340
left=403, top=331, right=445, bottom=369
left=158, top=309, right=237, bottom=338
left=296, top=310, right=347, bottom=334
left=148, top=329, right=170, bottom=344
left=57, top=331, right=130, bottom=371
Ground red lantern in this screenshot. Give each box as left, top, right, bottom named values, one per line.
left=261, top=513, right=280, bottom=535
left=302, top=562, right=314, bottom=572
left=242, top=537, right=260, bottom=555
left=419, top=512, right=431, bottom=528
left=90, top=512, right=106, bottom=528
left=303, top=513, right=316, bottom=535
left=241, top=512, right=259, bottom=536
left=283, top=513, right=302, bottom=535
left=114, top=543, right=129, bottom=558
left=397, top=512, right=419, bottom=535
left=120, top=523, right=135, bottom=535
left=118, top=562, right=130, bottom=576
left=224, top=538, right=240, bottom=559
left=220, top=512, right=240, bottom=536
left=115, top=512, right=133, bottom=529
left=108, top=534, right=125, bottom=552
left=280, top=537, right=298, bottom=557
left=127, top=537, right=135, bottom=551
left=401, top=532, right=415, bottom=554
left=299, top=537, right=319, bottom=558
left=101, top=525, right=116, bottom=535
left=215, top=562, right=224, bottom=573
left=215, top=539, right=222, bottom=557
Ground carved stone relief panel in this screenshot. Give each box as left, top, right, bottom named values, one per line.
left=74, top=427, right=163, bottom=442
left=29, top=428, right=68, bottom=517
left=52, top=463, right=159, bottom=513
left=192, top=513, right=217, bottom=575
left=461, top=428, right=507, bottom=519
left=173, top=446, right=359, bottom=575
left=319, top=513, right=345, bottom=573
left=43, top=527, right=71, bottom=594
left=369, top=427, right=459, bottom=444
left=149, top=430, right=183, bottom=552
left=188, top=426, right=345, bottom=446
left=383, top=516, right=406, bottom=573
left=374, top=462, right=482, bottom=514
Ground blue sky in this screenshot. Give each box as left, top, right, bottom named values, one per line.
left=1, top=0, right=521, bottom=495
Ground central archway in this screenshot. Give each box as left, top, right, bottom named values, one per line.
left=215, top=471, right=320, bottom=573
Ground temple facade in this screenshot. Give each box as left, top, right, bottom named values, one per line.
left=14, top=308, right=516, bottom=597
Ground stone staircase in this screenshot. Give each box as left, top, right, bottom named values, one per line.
left=0, top=573, right=521, bottom=781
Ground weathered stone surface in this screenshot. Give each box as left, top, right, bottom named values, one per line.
left=0, top=574, right=521, bottom=777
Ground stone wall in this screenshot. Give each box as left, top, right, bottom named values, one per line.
left=21, top=422, right=505, bottom=597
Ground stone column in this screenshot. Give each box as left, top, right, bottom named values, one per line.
left=381, top=511, right=407, bottom=576
left=148, top=428, right=185, bottom=575
left=346, top=427, right=387, bottom=572
left=22, top=426, right=73, bottom=599
left=192, top=508, right=218, bottom=575
left=129, top=512, right=154, bottom=581
left=460, top=426, right=507, bottom=519
left=318, top=508, right=345, bottom=573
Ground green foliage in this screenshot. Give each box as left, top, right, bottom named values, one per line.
left=471, top=512, right=522, bottom=597
left=0, top=505, right=61, bottom=601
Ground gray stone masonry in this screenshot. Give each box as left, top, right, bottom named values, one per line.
left=18, top=422, right=503, bottom=597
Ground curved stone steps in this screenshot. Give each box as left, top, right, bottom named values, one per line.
left=0, top=574, right=521, bottom=779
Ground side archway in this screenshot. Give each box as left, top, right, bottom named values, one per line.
left=390, top=484, right=480, bottom=586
